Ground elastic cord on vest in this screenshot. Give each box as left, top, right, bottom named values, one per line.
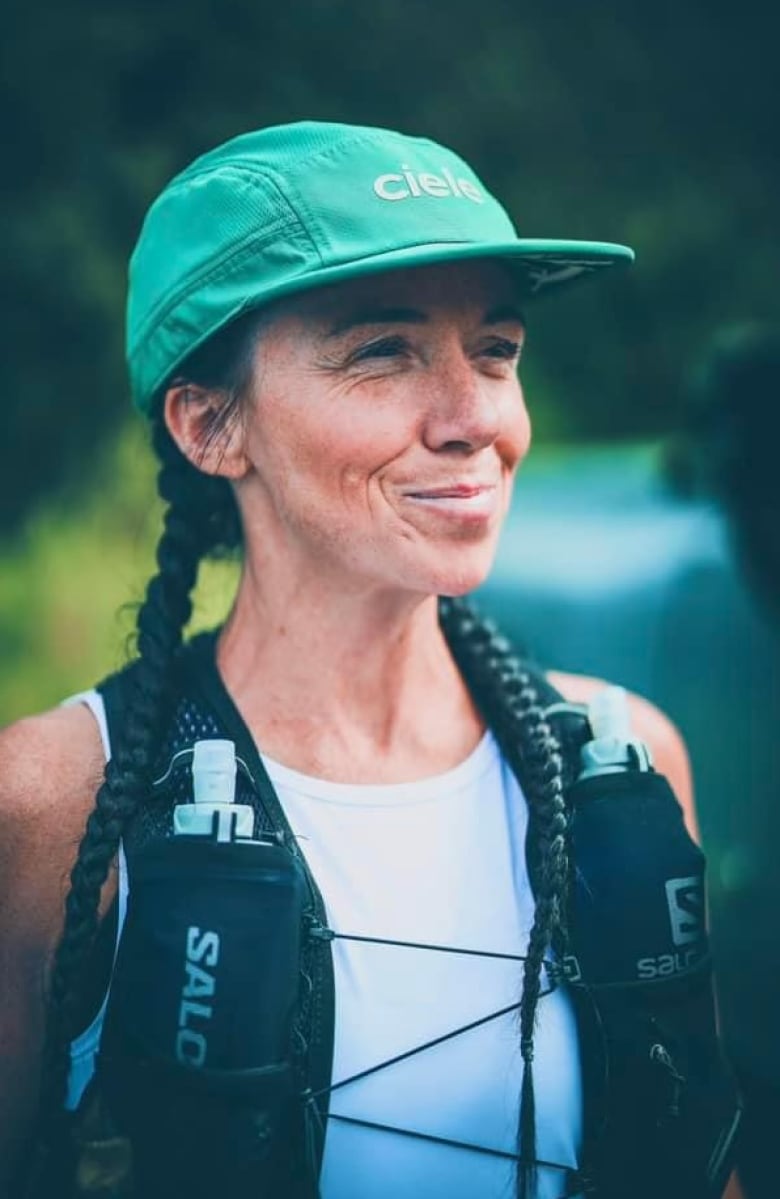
left=301, top=921, right=579, bottom=1191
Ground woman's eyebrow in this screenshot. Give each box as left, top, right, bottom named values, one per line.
left=326, top=307, right=428, bottom=336
left=325, top=301, right=525, bottom=338
left=483, top=303, right=526, bottom=326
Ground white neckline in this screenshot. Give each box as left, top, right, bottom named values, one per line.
left=260, top=730, right=500, bottom=807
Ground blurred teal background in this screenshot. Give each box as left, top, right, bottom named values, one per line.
left=2, top=10, right=779, bottom=1190
left=1, top=0, right=778, bottom=720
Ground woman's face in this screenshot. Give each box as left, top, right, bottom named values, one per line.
left=235, top=260, right=531, bottom=598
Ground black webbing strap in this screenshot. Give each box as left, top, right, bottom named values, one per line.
left=180, top=633, right=336, bottom=1113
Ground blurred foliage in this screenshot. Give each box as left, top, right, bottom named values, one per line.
left=1, top=0, right=778, bottom=715
left=0, top=421, right=239, bottom=723
left=2, top=0, right=778, bottom=535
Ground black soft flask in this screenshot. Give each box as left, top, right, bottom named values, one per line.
left=99, top=740, right=311, bottom=1198
left=565, top=689, right=740, bottom=1199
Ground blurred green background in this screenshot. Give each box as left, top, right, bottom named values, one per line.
left=1, top=0, right=777, bottom=723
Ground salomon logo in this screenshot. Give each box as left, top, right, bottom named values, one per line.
left=175, top=926, right=220, bottom=1068
left=373, top=164, right=484, bottom=204
left=665, top=876, right=704, bottom=947
left=634, top=876, right=706, bottom=980
left=636, top=948, right=701, bottom=980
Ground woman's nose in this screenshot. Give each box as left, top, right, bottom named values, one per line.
left=420, top=349, right=503, bottom=454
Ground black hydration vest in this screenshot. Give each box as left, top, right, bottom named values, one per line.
left=64, top=630, right=741, bottom=1199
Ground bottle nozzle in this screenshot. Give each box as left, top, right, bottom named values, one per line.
left=578, top=686, right=653, bottom=780
left=192, top=739, right=236, bottom=806
left=173, top=739, right=254, bottom=839
left=587, top=686, right=631, bottom=741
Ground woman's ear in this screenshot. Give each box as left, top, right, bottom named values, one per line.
left=163, top=384, right=250, bottom=479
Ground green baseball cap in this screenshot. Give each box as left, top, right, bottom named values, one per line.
left=127, top=120, right=634, bottom=414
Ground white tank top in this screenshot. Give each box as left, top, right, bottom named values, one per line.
left=66, top=691, right=583, bottom=1199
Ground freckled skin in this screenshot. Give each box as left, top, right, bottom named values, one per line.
left=232, top=261, right=531, bottom=601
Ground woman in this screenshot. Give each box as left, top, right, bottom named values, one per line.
left=0, top=121, right=738, bottom=1199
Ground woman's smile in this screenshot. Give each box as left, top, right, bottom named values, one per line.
left=399, top=482, right=500, bottom=523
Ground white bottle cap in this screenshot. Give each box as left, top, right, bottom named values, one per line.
left=587, top=686, right=632, bottom=741
left=192, top=739, right=236, bottom=806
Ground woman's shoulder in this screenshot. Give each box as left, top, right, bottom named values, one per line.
left=0, top=705, right=107, bottom=1186
left=0, top=703, right=107, bottom=914
left=0, top=702, right=106, bottom=831
left=548, top=670, right=699, bottom=842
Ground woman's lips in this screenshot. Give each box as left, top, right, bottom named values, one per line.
left=406, top=484, right=492, bottom=499
left=401, top=483, right=498, bottom=519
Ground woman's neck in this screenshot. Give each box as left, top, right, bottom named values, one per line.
left=215, top=569, right=484, bottom=784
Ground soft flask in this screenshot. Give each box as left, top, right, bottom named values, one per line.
left=564, top=689, right=741, bottom=1199
left=566, top=687, right=709, bottom=989
left=98, top=740, right=312, bottom=1198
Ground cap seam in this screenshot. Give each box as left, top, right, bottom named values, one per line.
left=160, top=156, right=330, bottom=264
left=161, top=130, right=438, bottom=212
left=164, top=131, right=456, bottom=265
left=130, top=209, right=308, bottom=356
left=179, top=129, right=438, bottom=180
left=132, top=164, right=329, bottom=352
left=130, top=165, right=306, bottom=339
left=135, top=212, right=319, bottom=401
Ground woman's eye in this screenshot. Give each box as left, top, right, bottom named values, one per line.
left=350, top=335, right=408, bottom=364
left=482, top=338, right=523, bottom=361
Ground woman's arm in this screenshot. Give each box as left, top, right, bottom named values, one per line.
left=0, top=705, right=107, bottom=1191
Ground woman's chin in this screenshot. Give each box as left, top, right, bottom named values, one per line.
left=435, top=576, right=488, bottom=600
left=340, top=535, right=500, bottom=602
left=415, top=546, right=498, bottom=600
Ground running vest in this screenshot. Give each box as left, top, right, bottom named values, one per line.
left=57, top=631, right=740, bottom=1199
left=65, top=699, right=583, bottom=1199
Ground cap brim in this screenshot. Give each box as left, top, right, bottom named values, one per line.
left=236, top=238, right=635, bottom=312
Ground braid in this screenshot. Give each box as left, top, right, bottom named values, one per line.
left=27, top=305, right=261, bottom=1193
left=30, top=419, right=239, bottom=1186
left=439, top=595, right=570, bottom=1199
